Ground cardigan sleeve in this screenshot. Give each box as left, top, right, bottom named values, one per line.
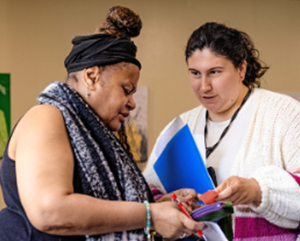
left=248, top=93, right=300, bottom=229
left=250, top=166, right=300, bottom=229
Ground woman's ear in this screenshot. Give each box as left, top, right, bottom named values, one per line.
left=239, top=60, right=247, bottom=82
left=83, top=66, right=102, bottom=91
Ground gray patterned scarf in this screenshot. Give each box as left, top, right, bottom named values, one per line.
left=38, top=81, right=153, bottom=241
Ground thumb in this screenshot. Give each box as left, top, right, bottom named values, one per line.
left=215, top=187, right=232, bottom=201
left=215, top=179, right=229, bottom=194
left=195, top=222, right=205, bottom=231
left=181, top=213, right=205, bottom=231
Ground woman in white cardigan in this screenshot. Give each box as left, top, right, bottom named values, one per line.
left=143, top=22, right=300, bottom=241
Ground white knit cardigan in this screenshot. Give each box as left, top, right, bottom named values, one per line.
left=144, top=88, right=300, bottom=230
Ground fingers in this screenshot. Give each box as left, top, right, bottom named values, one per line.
left=181, top=202, right=193, bottom=213
left=215, top=187, right=233, bottom=201
left=215, top=177, right=231, bottom=194
left=151, top=201, right=203, bottom=239
left=215, top=177, right=262, bottom=205
left=216, top=178, right=249, bottom=204
left=168, top=211, right=204, bottom=240
left=218, top=190, right=246, bottom=205
left=194, top=203, right=204, bottom=209
left=174, top=188, right=199, bottom=210
left=179, top=188, right=197, bottom=201
left=180, top=212, right=205, bottom=231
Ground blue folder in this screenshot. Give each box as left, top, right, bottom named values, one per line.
left=154, top=124, right=214, bottom=194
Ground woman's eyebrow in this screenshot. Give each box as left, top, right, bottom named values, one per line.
left=188, top=68, right=199, bottom=72
left=208, top=66, right=224, bottom=71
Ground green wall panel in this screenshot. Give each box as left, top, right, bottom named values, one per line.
left=0, top=74, right=10, bottom=158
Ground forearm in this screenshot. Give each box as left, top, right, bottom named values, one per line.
left=30, top=193, right=147, bottom=236
left=250, top=166, right=300, bottom=229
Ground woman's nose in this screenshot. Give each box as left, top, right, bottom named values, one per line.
left=127, top=96, right=136, bottom=111
left=201, top=77, right=212, bottom=92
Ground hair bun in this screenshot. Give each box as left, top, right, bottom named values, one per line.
left=98, top=6, right=142, bottom=39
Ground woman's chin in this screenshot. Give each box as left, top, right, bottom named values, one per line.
left=108, top=121, right=122, bottom=132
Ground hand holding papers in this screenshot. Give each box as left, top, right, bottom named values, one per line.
left=152, top=116, right=229, bottom=241
left=171, top=193, right=203, bottom=237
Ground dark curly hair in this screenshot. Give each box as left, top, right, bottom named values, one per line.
left=185, top=22, right=269, bottom=88
left=98, top=6, right=142, bottom=39
left=117, top=122, right=134, bottom=160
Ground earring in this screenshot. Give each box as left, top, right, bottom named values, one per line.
left=86, top=88, right=91, bottom=97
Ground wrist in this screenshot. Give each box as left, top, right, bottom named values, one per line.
left=149, top=203, right=155, bottom=230
left=250, top=178, right=262, bottom=206
left=143, top=201, right=151, bottom=239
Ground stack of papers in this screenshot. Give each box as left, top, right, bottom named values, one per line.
left=152, top=116, right=229, bottom=241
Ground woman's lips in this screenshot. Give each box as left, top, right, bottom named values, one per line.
left=202, top=95, right=217, bottom=101
left=119, top=113, right=129, bottom=122
left=121, top=113, right=129, bottom=118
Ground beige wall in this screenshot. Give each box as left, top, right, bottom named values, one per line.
left=0, top=0, right=300, bottom=210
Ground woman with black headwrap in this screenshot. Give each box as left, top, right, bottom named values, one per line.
left=0, top=6, right=203, bottom=241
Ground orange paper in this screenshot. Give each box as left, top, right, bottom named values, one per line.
left=200, top=190, right=218, bottom=205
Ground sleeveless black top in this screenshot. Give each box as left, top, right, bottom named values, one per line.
left=0, top=125, right=85, bottom=240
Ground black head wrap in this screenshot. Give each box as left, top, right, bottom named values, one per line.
left=64, top=33, right=141, bottom=73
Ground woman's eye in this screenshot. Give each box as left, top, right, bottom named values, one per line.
left=211, top=70, right=220, bottom=75
left=191, top=71, right=200, bottom=77
left=123, top=88, right=131, bottom=95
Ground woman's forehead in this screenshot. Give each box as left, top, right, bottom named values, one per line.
left=188, top=49, right=230, bottom=68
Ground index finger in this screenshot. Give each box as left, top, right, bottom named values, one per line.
left=182, top=189, right=197, bottom=203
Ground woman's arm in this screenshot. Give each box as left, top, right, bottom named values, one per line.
left=246, top=97, right=300, bottom=229
left=215, top=96, right=300, bottom=229
left=215, top=168, right=300, bottom=229
left=14, top=105, right=203, bottom=238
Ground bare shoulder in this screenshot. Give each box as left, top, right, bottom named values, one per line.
left=10, top=104, right=69, bottom=160
left=18, top=104, right=65, bottom=134
left=23, top=104, right=64, bottom=124
left=15, top=104, right=67, bottom=141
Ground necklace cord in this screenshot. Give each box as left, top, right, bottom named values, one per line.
left=204, top=87, right=252, bottom=158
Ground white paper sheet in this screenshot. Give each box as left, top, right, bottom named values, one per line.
left=193, top=134, right=206, bottom=165
left=154, top=116, right=185, bottom=157
left=201, top=221, right=228, bottom=241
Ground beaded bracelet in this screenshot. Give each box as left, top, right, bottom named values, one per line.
left=143, top=200, right=151, bottom=240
